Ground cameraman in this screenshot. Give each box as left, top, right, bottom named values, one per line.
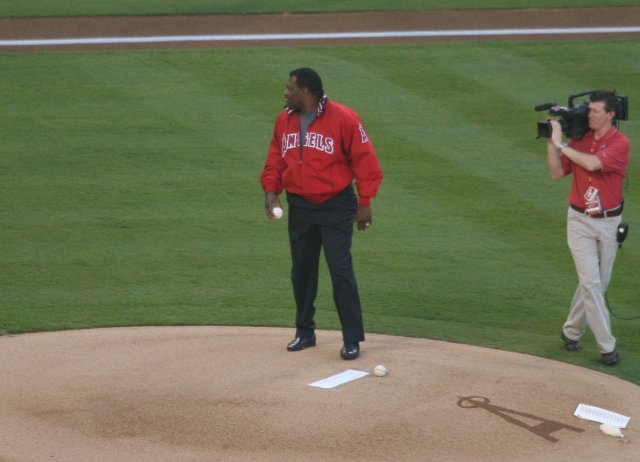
left=546, top=90, right=630, bottom=366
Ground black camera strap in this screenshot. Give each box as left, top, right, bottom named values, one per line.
left=605, top=291, right=640, bottom=321
left=606, top=220, right=639, bottom=320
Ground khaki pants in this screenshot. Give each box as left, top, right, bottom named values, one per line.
left=563, top=207, right=620, bottom=354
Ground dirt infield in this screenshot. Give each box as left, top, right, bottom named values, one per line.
left=1, top=7, right=640, bottom=52
left=1, top=8, right=639, bottom=461
left=0, top=326, right=638, bottom=462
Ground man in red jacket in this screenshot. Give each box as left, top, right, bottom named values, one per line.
left=260, top=68, right=383, bottom=360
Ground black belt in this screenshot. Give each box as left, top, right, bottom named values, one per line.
left=570, top=204, right=623, bottom=218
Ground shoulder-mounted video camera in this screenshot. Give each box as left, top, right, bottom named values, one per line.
left=535, top=90, right=628, bottom=140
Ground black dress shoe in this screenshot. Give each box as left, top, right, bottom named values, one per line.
left=287, top=334, right=316, bottom=351
left=340, top=342, right=360, bottom=360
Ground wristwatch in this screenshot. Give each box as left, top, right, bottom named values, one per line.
left=557, top=142, right=569, bottom=151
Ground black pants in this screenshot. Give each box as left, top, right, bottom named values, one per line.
left=286, top=185, right=364, bottom=343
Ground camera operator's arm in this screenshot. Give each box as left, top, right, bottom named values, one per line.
left=546, top=120, right=565, bottom=180
left=548, top=119, right=602, bottom=174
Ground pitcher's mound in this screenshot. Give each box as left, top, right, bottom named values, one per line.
left=0, top=326, right=636, bottom=461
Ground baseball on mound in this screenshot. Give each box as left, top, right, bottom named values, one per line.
left=600, top=424, right=624, bottom=438
left=272, top=206, right=283, bottom=220
left=373, top=365, right=387, bottom=377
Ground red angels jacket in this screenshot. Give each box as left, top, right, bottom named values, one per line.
left=260, top=96, right=383, bottom=206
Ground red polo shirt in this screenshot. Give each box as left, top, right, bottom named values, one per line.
left=563, top=127, right=630, bottom=210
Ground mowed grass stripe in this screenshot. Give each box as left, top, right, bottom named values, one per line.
left=1, top=0, right=638, bottom=17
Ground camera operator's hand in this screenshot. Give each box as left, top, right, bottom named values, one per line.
left=545, top=118, right=565, bottom=179
left=548, top=119, right=564, bottom=149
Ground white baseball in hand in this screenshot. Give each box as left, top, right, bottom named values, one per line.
left=272, top=206, right=283, bottom=220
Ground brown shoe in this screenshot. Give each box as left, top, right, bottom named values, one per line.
left=561, top=332, right=581, bottom=352
left=601, top=351, right=619, bottom=366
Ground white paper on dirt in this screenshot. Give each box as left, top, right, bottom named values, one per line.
left=574, top=404, right=630, bottom=428
left=309, top=369, right=369, bottom=389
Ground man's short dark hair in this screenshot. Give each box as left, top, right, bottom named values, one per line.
left=590, top=90, right=620, bottom=116
left=290, top=68, right=324, bottom=99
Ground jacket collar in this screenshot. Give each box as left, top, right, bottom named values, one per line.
left=286, top=93, right=328, bottom=117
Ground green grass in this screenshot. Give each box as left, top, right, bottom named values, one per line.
left=0, top=0, right=638, bottom=17
left=1, top=40, right=639, bottom=384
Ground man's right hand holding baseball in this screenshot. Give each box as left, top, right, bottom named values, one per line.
left=265, top=191, right=281, bottom=220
